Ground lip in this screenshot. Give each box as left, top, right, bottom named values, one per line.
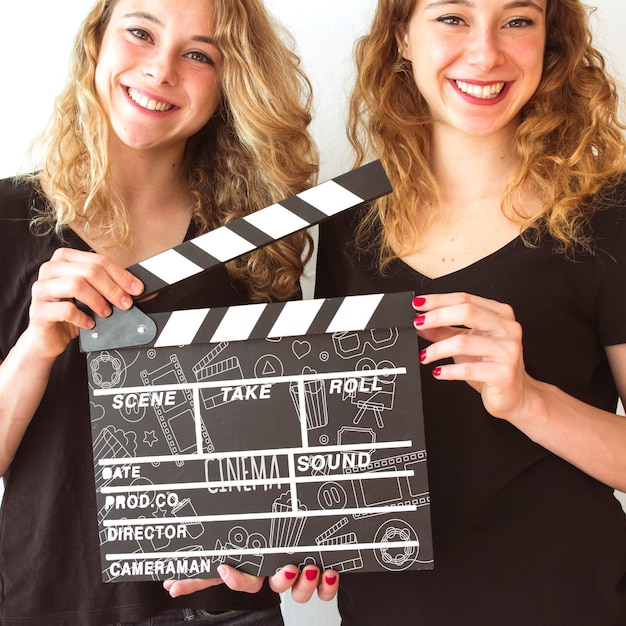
left=125, top=86, right=177, bottom=114
left=449, top=79, right=511, bottom=105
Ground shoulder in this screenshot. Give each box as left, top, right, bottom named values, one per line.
left=0, top=175, right=42, bottom=221
left=586, top=176, right=626, bottom=256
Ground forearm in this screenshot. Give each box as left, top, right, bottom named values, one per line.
left=511, top=377, right=626, bottom=492
left=0, top=330, right=56, bottom=476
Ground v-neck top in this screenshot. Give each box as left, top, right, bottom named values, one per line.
left=0, top=177, right=280, bottom=625
left=315, top=180, right=626, bottom=626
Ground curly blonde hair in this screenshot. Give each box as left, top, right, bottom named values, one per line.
left=30, top=0, right=318, bottom=301
left=349, top=0, right=626, bottom=265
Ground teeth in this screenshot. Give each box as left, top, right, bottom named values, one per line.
left=455, top=80, right=505, bottom=99
left=127, top=88, right=174, bottom=112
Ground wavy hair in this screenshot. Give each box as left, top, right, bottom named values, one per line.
left=348, top=0, right=626, bottom=265
left=29, top=0, right=318, bottom=301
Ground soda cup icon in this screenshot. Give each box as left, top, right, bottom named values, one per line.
left=289, top=378, right=328, bottom=429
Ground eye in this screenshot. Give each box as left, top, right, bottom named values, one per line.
left=128, top=27, right=153, bottom=42
left=504, top=17, right=535, bottom=28
left=436, top=15, right=466, bottom=26
left=186, top=50, right=215, bottom=66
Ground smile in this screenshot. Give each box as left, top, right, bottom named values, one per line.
left=454, top=81, right=505, bottom=100
left=127, top=88, right=174, bottom=112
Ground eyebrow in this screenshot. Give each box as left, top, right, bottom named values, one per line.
left=122, top=11, right=220, bottom=48
left=425, top=0, right=544, bottom=12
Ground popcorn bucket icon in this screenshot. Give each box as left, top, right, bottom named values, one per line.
left=289, top=378, right=328, bottom=429
left=270, top=493, right=307, bottom=548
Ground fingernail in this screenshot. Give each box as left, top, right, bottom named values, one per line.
left=433, top=367, right=442, bottom=377
left=103, top=306, right=112, bottom=318
left=131, top=280, right=144, bottom=295
left=305, top=569, right=318, bottom=581
left=284, top=570, right=297, bottom=580
left=120, top=295, right=132, bottom=310
left=413, top=296, right=426, bottom=308
left=419, top=349, right=427, bottom=363
left=414, top=315, right=426, bottom=327
left=325, top=575, right=337, bottom=585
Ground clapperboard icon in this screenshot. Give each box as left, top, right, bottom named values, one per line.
left=80, top=162, right=433, bottom=582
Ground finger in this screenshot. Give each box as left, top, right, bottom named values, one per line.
left=415, top=304, right=517, bottom=341
left=41, top=249, right=144, bottom=311
left=31, top=275, right=115, bottom=325
left=413, top=292, right=512, bottom=317
left=290, top=566, right=321, bottom=604
left=217, top=565, right=264, bottom=594
left=163, top=577, right=223, bottom=598
left=420, top=329, right=522, bottom=366
left=317, top=570, right=339, bottom=601
left=29, top=293, right=97, bottom=332
left=268, top=565, right=300, bottom=594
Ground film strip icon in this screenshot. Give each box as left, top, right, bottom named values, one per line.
left=139, top=354, right=215, bottom=464
left=129, top=160, right=391, bottom=298
left=345, top=450, right=430, bottom=519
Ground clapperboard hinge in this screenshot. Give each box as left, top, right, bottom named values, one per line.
left=79, top=161, right=392, bottom=352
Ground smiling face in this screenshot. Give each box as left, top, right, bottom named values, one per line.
left=398, top=0, right=546, bottom=140
left=95, top=0, right=222, bottom=156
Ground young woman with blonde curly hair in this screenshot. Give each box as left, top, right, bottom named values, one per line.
left=315, top=0, right=626, bottom=623
left=0, top=0, right=337, bottom=624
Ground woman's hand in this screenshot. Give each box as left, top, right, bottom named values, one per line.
left=412, top=292, right=626, bottom=491
left=27, top=248, right=144, bottom=358
left=413, top=292, right=531, bottom=421
left=163, top=565, right=339, bottom=603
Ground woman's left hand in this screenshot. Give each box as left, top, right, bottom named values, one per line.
left=163, top=564, right=339, bottom=602
left=413, top=292, right=532, bottom=421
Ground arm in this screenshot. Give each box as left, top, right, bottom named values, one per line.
left=414, top=292, right=626, bottom=492
left=0, top=248, right=143, bottom=476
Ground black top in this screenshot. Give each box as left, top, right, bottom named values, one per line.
left=0, top=177, right=280, bottom=625
left=315, top=181, right=626, bottom=626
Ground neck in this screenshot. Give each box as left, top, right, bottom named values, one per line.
left=429, top=124, right=518, bottom=203
left=110, top=140, right=189, bottom=221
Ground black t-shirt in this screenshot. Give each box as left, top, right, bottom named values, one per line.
left=315, top=181, right=626, bottom=626
left=0, top=177, right=280, bottom=625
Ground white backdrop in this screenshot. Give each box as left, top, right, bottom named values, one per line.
left=0, top=2, right=624, bottom=625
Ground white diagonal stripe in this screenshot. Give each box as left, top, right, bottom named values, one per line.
left=268, top=299, right=326, bottom=338
left=243, top=204, right=310, bottom=239
left=326, top=294, right=386, bottom=333
left=297, top=180, right=363, bottom=216
left=139, top=250, right=204, bottom=285
left=191, top=227, right=257, bottom=262
left=154, top=309, right=210, bottom=347
left=210, top=303, right=268, bottom=343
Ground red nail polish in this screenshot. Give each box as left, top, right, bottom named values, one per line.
left=414, top=315, right=426, bottom=327
left=284, top=570, right=297, bottom=580
left=433, top=367, right=442, bottom=377
left=419, top=350, right=427, bottom=362
left=413, top=296, right=426, bottom=308
left=305, top=569, right=318, bottom=581
left=325, top=575, right=337, bottom=585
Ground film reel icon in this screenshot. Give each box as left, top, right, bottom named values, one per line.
left=374, top=519, right=419, bottom=571
left=90, top=350, right=127, bottom=389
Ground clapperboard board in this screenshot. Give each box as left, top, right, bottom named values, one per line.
left=80, top=162, right=433, bottom=582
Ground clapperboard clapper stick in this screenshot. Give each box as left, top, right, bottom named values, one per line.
left=79, top=160, right=391, bottom=352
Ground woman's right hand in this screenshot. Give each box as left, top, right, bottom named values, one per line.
left=26, top=248, right=144, bottom=358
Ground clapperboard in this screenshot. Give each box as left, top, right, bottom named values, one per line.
left=79, top=161, right=433, bottom=582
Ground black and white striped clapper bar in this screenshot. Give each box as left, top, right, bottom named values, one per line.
left=79, top=160, right=392, bottom=352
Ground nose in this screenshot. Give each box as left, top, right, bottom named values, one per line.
left=465, top=27, right=505, bottom=71
left=142, top=49, right=178, bottom=85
